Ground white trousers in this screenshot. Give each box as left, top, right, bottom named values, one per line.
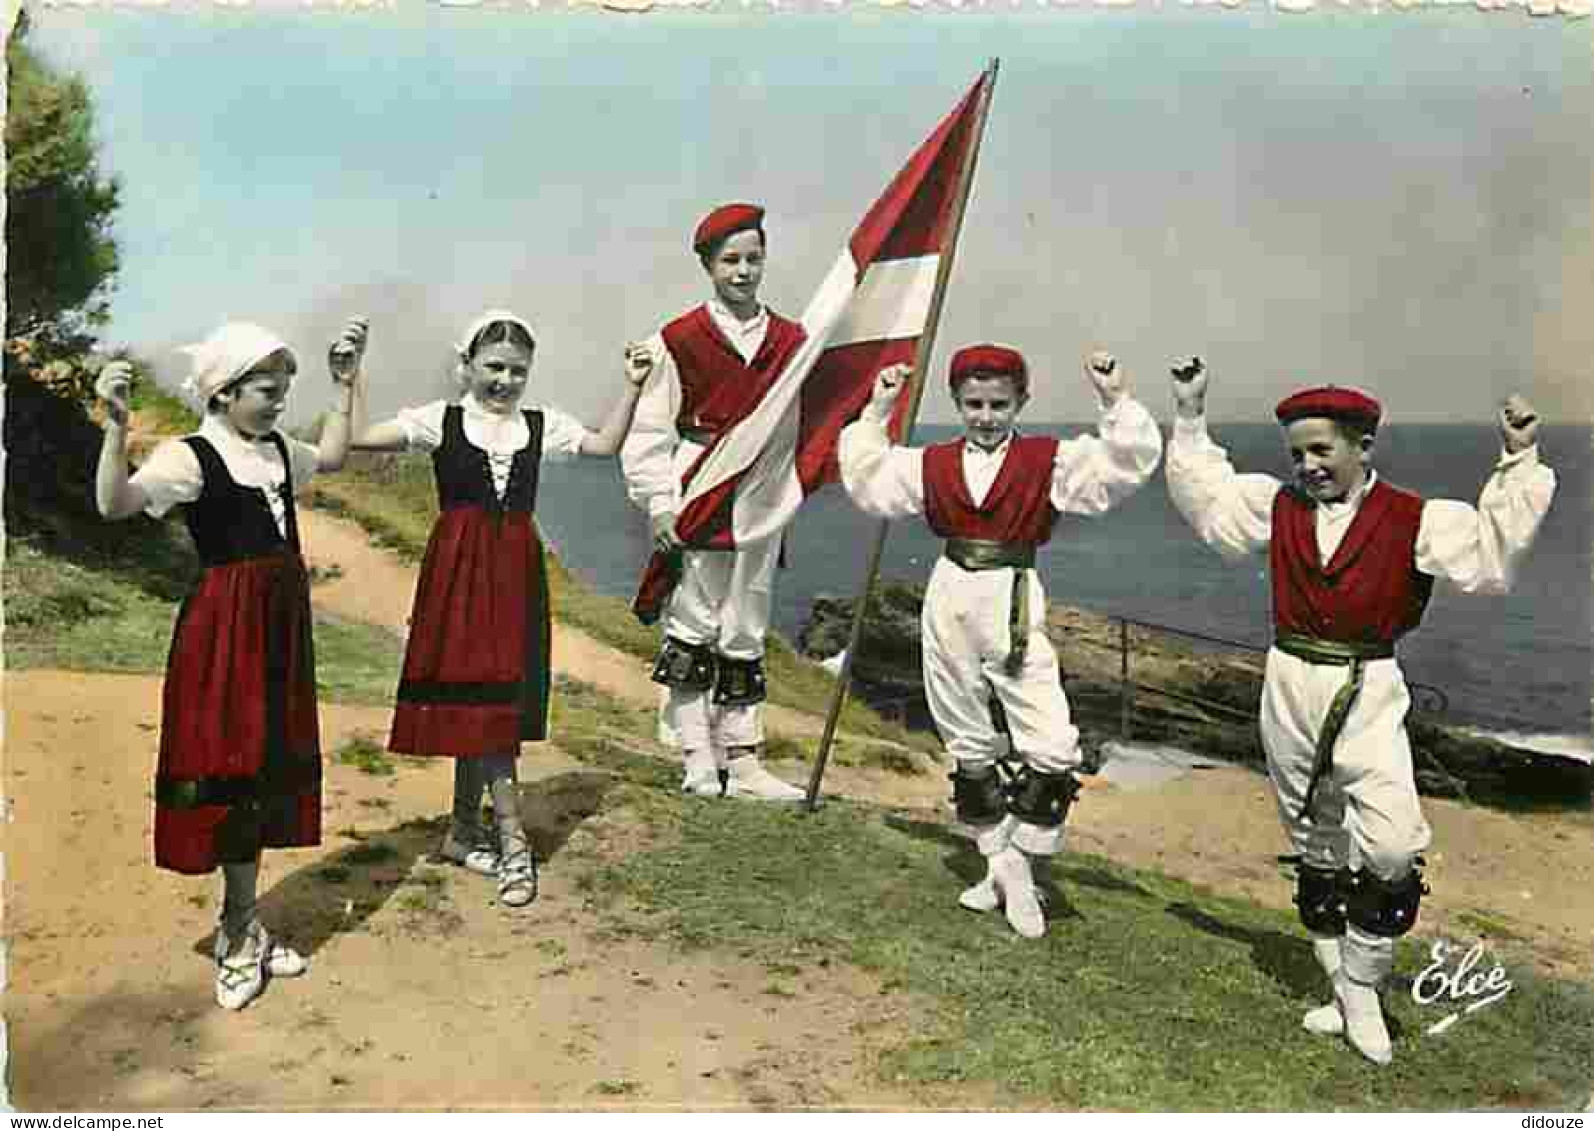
left=922, top=559, right=1082, bottom=857
left=662, top=539, right=779, bottom=661
left=1260, top=649, right=1433, bottom=882
left=657, top=538, right=780, bottom=752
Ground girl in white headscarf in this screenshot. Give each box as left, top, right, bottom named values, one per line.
left=94, top=317, right=369, bottom=1011
left=352, top=311, right=649, bottom=908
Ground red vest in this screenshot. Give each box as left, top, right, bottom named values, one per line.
left=1269, top=478, right=1434, bottom=645
left=923, top=436, right=1061, bottom=544
left=660, top=305, right=807, bottom=440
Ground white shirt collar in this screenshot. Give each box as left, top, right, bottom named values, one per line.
left=1320, top=470, right=1377, bottom=516
left=461, top=393, right=525, bottom=423
left=963, top=433, right=1014, bottom=461
left=707, top=298, right=767, bottom=337
left=201, top=412, right=278, bottom=451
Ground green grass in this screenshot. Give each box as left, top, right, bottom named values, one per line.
left=129, top=380, right=201, bottom=434
left=312, top=615, right=404, bottom=707
left=314, top=452, right=937, bottom=757
left=5, top=538, right=404, bottom=706
left=521, top=674, right=1594, bottom=1111
left=588, top=796, right=1594, bottom=1111
left=333, top=733, right=397, bottom=777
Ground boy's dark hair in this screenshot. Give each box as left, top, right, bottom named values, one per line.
left=1332, top=418, right=1377, bottom=445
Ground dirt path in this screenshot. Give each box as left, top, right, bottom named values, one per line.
left=1, top=671, right=944, bottom=1111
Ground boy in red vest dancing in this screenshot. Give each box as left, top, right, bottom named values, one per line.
left=1165, top=361, right=1555, bottom=1064
left=839, top=346, right=1163, bottom=939
left=621, top=203, right=807, bottom=801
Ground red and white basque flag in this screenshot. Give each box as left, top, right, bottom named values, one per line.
left=634, top=69, right=992, bottom=622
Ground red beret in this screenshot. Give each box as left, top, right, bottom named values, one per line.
left=949, top=344, right=1029, bottom=394
left=693, top=203, right=765, bottom=256
left=1274, top=385, right=1381, bottom=431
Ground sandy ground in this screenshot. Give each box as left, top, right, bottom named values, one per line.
left=2, top=672, right=949, bottom=1111
left=4, top=506, right=1590, bottom=1109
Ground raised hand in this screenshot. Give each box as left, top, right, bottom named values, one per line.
left=1499, top=394, right=1541, bottom=454
left=624, top=341, right=657, bottom=388
left=328, top=317, right=370, bottom=386
left=1085, top=350, right=1127, bottom=406
left=871, top=362, right=912, bottom=414
left=95, top=359, right=135, bottom=428
left=1169, top=355, right=1209, bottom=419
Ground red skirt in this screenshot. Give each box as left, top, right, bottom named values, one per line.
left=155, top=553, right=322, bottom=875
left=389, top=508, right=551, bottom=757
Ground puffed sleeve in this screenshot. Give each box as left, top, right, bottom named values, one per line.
left=128, top=438, right=204, bottom=518
left=1050, top=394, right=1164, bottom=517
left=1415, top=445, right=1557, bottom=595
left=393, top=400, right=450, bottom=454
left=837, top=400, right=926, bottom=520
left=1164, top=414, right=1282, bottom=562
left=618, top=335, right=682, bottom=519
left=534, top=403, right=588, bottom=464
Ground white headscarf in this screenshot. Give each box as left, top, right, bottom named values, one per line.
left=178, top=322, right=293, bottom=407
left=454, top=309, right=538, bottom=361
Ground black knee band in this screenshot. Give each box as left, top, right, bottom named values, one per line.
left=1294, top=863, right=1348, bottom=935
left=651, top=636, right=716, bottom=691
left=949, top=767, right=1007, bottom=826
left=712, top=655, right=767, bottom=707
left=1344, top=866, right=1427, bottom=939
left=1007, top=769, right=1081, bottom=828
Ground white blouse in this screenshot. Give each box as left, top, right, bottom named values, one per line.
left=1165, top=414, right=1558, bottom=595
left=131, top=415, right=320, bottom=538
left=394, top=395, right=587, bottom=499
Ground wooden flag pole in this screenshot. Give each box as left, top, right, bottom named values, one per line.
left=805, top=58, right=1001, bottom=812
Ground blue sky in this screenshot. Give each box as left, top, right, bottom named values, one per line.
left=27, top=4, right=1594, bottom=424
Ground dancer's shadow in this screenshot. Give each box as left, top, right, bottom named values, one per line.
left=511, top=768, right=619, bottom=862
left=1162, top=899, right=1404, bottom=1034
left=191, top=814, right=436, bottom=961
left=190, top=770, right=618, bottom=961
left=1049, top=857, right=1158, bottom=902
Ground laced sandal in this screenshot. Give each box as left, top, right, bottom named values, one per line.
left=438, top=825, right=500, bottom=877
left=263, top=930, right=308, bottom=979
left=496, top=848, right=539, bottom=909
left=213, top=923, right=268, bottom=1011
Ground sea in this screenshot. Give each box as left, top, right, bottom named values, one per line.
left=531, top=422, right=1593, bottom=760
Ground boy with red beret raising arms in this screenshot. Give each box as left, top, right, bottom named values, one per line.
left=839, top=346, right=1162, bottom=939
left=1165, top=361, right=1555, bottom=1064
left=620, top=203, right=808, bottom=802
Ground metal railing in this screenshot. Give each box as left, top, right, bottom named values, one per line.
left=841, top=614, right=1452, bottom=739
left=1108, top=615, right=1449, bottom=742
